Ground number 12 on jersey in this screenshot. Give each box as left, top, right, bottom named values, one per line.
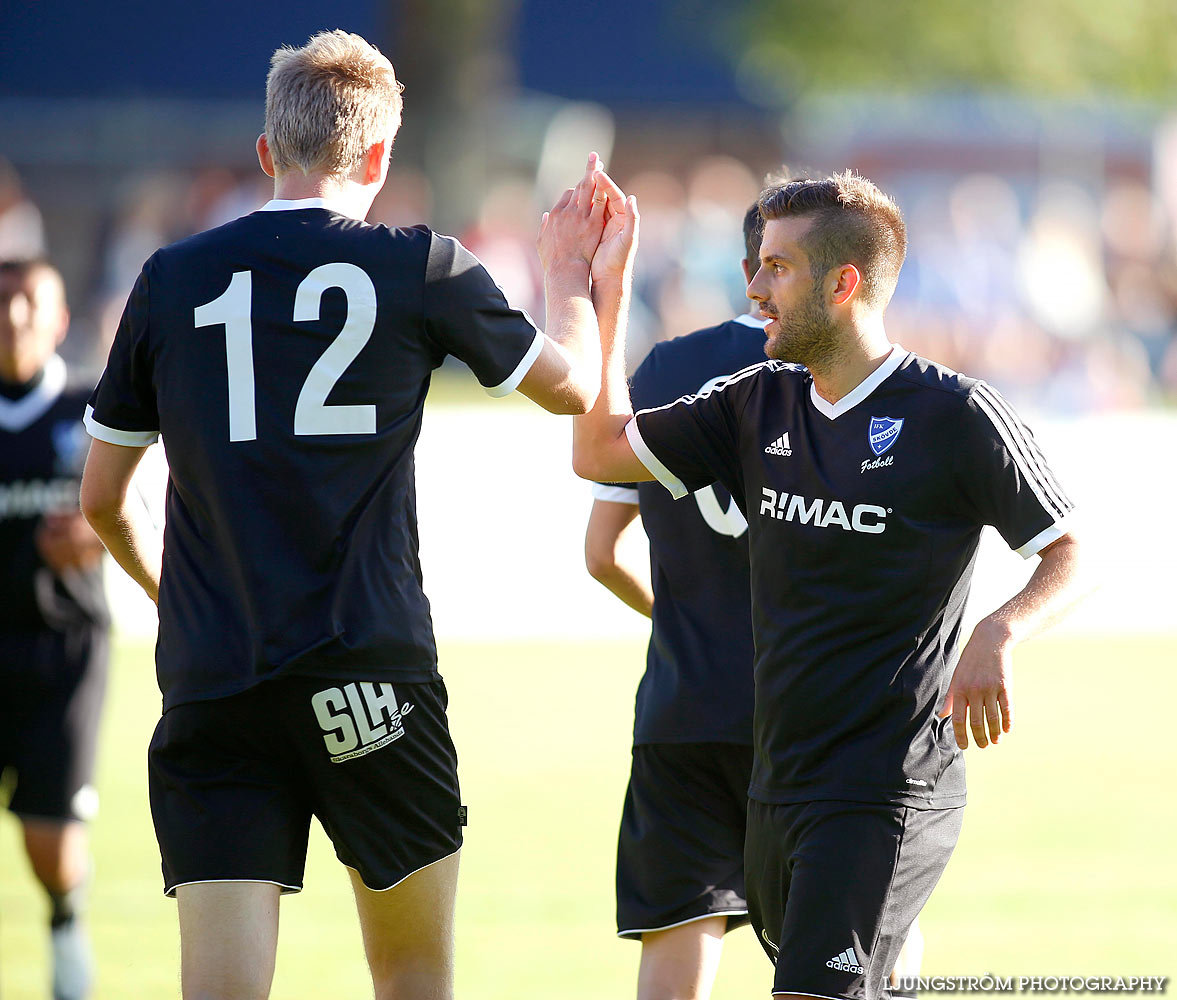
left=194, top=263, right=378, bottom=441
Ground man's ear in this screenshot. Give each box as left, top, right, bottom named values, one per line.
left=830, top=264, right=863, bottom=306
left=256, top=134, right=276, bottom=179
left=55, top=305, right=70, bottom=348
left=363, top=139, right=388, bottom=186
left=741, top=258, right=754, bottom=285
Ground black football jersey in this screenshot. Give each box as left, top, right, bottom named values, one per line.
left=86, top=200, right=542, bottom=709
left=630, top=345, right=1074, bottom=808
left=595, top=315, right=768, bottom=745
left=1, top=356, right=109, bottom=631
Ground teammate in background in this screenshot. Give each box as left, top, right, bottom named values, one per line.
left=78, top=30, right=609, bottom=1000
left=574, top=171, right=1088, bottom=1000
left=586, top=202, right=922, bottom=1000
left=1, top=259, right=109, bottom=1000
left=586, top=203, right=765, bottom=1000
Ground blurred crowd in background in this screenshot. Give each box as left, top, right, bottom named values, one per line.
left=4, top=107, right=1177, bottom=415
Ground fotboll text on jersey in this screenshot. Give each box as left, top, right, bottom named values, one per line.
left=311, top=682, right=415, bottom=763
left=759, top=488, right=888, bottom=534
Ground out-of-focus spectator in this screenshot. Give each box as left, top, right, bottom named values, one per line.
left=0, top=159, right=46, bottom=260
left=0, top=259, right=111, bottom=1000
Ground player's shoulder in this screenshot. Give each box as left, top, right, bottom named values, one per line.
left=153, top=212, right=432, bottom=270
left=633, top=316, right=778, bottom=404
left=892, top=350, right=986, bottom=409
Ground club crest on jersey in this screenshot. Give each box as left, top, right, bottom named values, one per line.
left=311, top=682, right=415, bottom=763
left=868, top=416, right=904, bottom=456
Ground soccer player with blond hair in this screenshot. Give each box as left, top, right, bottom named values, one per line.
left=80, top=29, right=611, bottom=999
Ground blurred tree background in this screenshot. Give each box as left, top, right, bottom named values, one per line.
left=729, top=0, right=1177, bottom=98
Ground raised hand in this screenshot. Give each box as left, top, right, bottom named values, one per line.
left=537, top=153, right=608, bottom=274
left=589, top=170, right=638, bottom=285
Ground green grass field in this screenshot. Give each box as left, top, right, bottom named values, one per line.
left=2, top=634, right=1175, bottom=998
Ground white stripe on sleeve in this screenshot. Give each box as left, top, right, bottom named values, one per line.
left=974, top=383, right=1071, bottom=515
left=625, top=417, right=687, bottom=500
left=84, top=405, right=160, bottom=447
left=970, top=387, right=1069, bottom=523
left=485, top=327, right=544, bottom=398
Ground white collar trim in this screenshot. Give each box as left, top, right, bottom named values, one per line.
left=0, top=354, right=67, bottom=432
left=733, top=313, right=770, bottom=329
left=808, top=343, right=908, bottom=420
left=258, top=198, right=364, bottom=221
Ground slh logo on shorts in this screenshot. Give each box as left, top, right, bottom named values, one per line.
left=868, top=416, right=904, bottom=456
left=311, top=682, right=415, bottom=763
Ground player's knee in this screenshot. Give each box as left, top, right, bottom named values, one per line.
left=370, top=956, right=453, bottom=1000
left=24, top=821, right=88, bottom=894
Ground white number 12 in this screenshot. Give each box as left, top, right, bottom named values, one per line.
left=194, top=263, right=377, bottom=441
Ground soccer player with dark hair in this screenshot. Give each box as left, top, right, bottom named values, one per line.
left=1, top=258, right=109, bottom=1000
left=78, top=29, right=611, bottom=1000
left=574, top=170, right=1087, bottom=1000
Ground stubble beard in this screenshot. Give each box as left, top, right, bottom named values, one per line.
left=763, top=285, right=847, bottom=373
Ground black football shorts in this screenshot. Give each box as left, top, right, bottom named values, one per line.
left=148, top=675, right=463, bottom=897
left=745, top=798, right=963, bottom=1000
left=616, top=742, right=753, bottom=938
left=0, top=626, right=109, bottom=823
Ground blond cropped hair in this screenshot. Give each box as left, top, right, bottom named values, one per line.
left=265, top=30, right=404, bottom=179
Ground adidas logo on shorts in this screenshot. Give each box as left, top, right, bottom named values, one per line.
left=764, top=431, right=792, bottom=456
left=826, top=947, right=865, bottom=975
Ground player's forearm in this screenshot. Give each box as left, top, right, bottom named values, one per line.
left=590, top=562, right=654, bottom=617
left=572, top=275, right=646, bottom=482
left=976, top=533, right=1089, bottom=647
left=539, top=261, right=601, bottom=412
left=584, top=500, right=653, bottom=617
left=82, top=500, right=161, bottom=604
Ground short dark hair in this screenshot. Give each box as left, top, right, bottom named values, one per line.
left=0, top=257, right=63, bottom=290
left=758, top=170, right=907, bottom=307
left=742, top=200, right=765, bottom=267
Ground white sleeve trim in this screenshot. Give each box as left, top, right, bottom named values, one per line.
left=485, top=328, right=544, bottom=398
left=625, top=417, right=687, bottom=500
left=591, top=483, right=640, bottom=504
left=1015, top=512, right=1074, bottom=559
left=84, top=405, right=159, bottom=446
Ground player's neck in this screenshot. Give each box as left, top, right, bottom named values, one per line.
left=0, top=363, right=44, bottom=400
left=808, top=320, right=893, bottom=405
left=270, top=172, right=377, bottom=221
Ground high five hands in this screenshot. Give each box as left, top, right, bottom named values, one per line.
left=537, top=153, right=639, bottom=283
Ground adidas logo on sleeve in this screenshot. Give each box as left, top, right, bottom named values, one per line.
left=826, top=947, right=865, bottom=975
left=764, top=431, right=792, bottom=456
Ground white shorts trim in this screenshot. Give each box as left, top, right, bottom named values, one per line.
left=485, top=328, right=544, bottom=397
left=343, top=847, right=462, bottom=893
left=617, top=908, right=748, bottom=938
left=164, top=877, right=302, bottom=899
left=84, top=405, right=159, bottom=446
left=625, top=417, right=687, bottom=499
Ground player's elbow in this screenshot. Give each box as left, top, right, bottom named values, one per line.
left=522, top=370, right=599, bottom=414
left=584, top=541, right=618, bottom=583
left=571, top=447, right=603, bottom=482
left=79, top=472, right=120, bottom=533
left=552, top=370, right=600, bottom=414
